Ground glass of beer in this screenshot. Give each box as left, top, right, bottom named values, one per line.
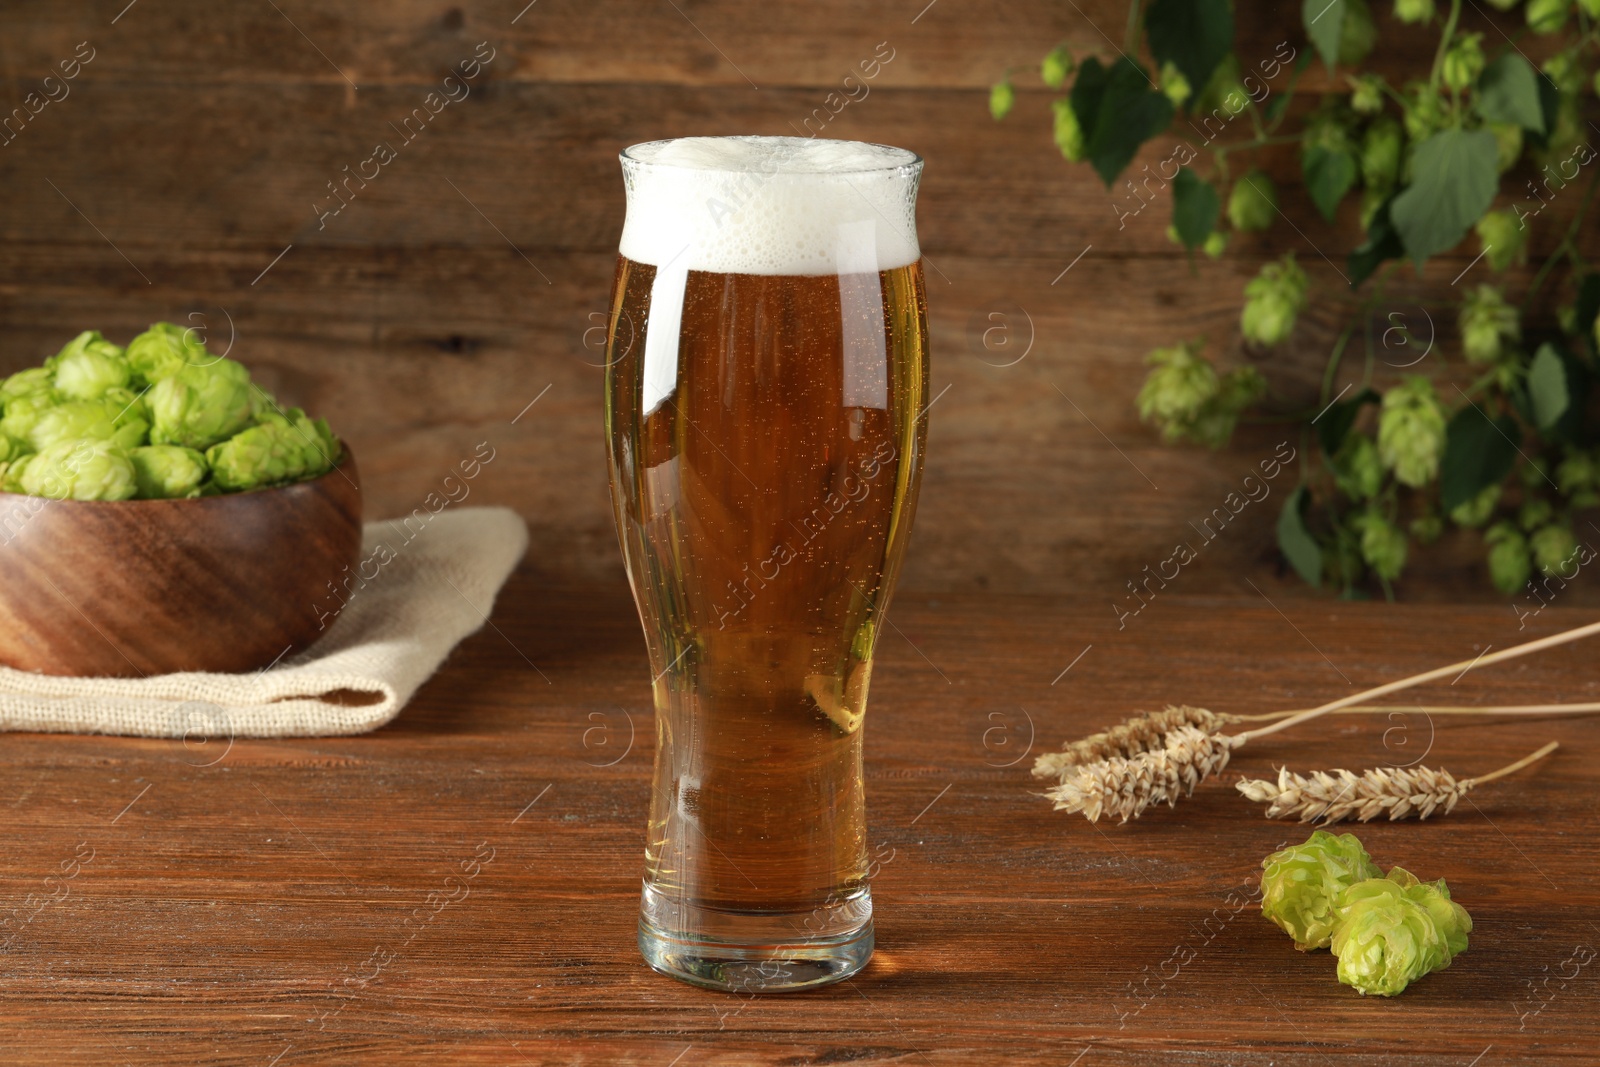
left=602, top=136, right=929, bottom=992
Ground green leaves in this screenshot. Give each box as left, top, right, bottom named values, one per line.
left=1145, top=0, right=1233, bottom=102
left=1528, top=344, right=1570, bottom=431
left=1070, top=57, right=1176, bottom=185
left=1390, top=129, right=1499, bottom=266
left=1476, top=54, right=1545, bottom=133
left=1303, top=0, right=1344, bottom=73
left=1348, top=194, right=1403, bottom=286
left=1317, top=387, right=1378, bottom=456
left=1304, top=142, right=1358, bottom=222
left=1171, top=169, right=1221, bottom=250
left=1440, top=403, right=1520, bottom=512
left=1278, top=486, right=1324, bottom=587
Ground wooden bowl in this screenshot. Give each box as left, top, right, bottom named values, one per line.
left=0, top=452, right=363, bottom=677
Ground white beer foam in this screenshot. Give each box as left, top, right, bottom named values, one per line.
left=619, top=136, right=922, bottom=276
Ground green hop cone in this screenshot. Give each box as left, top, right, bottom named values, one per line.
left=1331, top=869, right=1461, bottom=996
left=1402, top=82, right=1445, bottom=141
left=1491, top=122, right=1524, bottom=173
left=147, top=359, right=254, bottom=451
left=1260, top=831, right=1383, bottom=952
left=1441, top=33, right=1485, bottom=93
left=0, top=392, right=59, bottom=444
left=1159, top=61, right=1192, bottom=108
left=989, top=80, right=1015, bottom=121
left=1530, top=523, right=1580, bottom=576
left=53, top=339, right=131, bottom=402
left=1354, top=509, right=1408, bottom=581
left=1137, top=341, right=1218, bottom=441
left=1460, top=285, right=1520, bottom=364
left=1485, top=520, right=1533, bottom=594
left=1241, top=254, right=1309, bottom=347
left=1376, top=377, right=1446, bottom=489
left=14, top=439, right=137, bottom=501
left=1187, top=367, right=1266, bottom=448
left=1041, top=45, right=1073, bottom=90
left=1519, top=496, right=1554, bottom=532
left=1393, top=0, right=1435, bottom=24
left=1348, top=74, right=1386, bottom=115
left=1449, top=483, right=1500, bottom=528
left=1556, top=451, right=1598, bottom=499
left=1051, top=98, right=1085, bottom=162
left=28, top=398, right=149, bottom=453
left=1410, top=513, right=1443, bottom=544
left=1, top=367, right=54, bottom=404
left=1334, top=432, right=1384, bottom=501
left=1203, top=230, right=1228, bottom=259
left=1407, top=876, right=1472, bottom=960
left=1339, top=0, right=1377, bottom=65
left=129, top=444, right=208, bottom=500
left=1475, top=211, right=1528, bottom=273
left=206, top=414, right=334, bottom=492
left=1542, top=53, right=1583, bottom=97
left=1527, top=0, right=1569, bottom=34
left=48, top=330, right=124, bottom=373
left=1228, top=172, right=1277, bottom=232
left=1361, top=116, right=1403, bottom=190
left=125, top=321, right=211, bottom=384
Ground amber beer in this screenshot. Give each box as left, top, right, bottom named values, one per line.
left=603, top=137, right=928, bottom=991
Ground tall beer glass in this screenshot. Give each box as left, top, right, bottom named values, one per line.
left=603, top=137, right=928, bottom=991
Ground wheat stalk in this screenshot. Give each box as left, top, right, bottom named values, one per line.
left=1235, top=741, right=1559, bottom=824
left=1030, top=705, right=1242, bottom=779
left=1043, top=725, right=1244, bottom=823
left=1039, top=616, right=1600, bottom=824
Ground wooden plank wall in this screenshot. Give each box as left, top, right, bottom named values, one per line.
left=0, top=0, right=1594, bottom=609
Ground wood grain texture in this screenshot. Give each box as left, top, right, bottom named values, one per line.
left=2, top=581, right=1598, bottom=1063
left=0, top=0, right=1595, bottom=608
left=0, top=453, right=362, bottom=676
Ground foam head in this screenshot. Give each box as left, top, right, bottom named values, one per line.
left=619, top=136, right=923, bottom=276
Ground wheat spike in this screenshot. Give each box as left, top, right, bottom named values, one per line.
left=1044, top=725, right=1244, bottom=823
left=1235, top=741, right=1559, bottom=824
left=1030, top=705, right=1242, bottom=780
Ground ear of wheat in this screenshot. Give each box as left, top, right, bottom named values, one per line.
left=1235, top=742, right=1559, bottom=824
left=1030, top=705, right=1241, bottom=780
left=1043, top=725, right=1244, bottom=823
left=1036, top=616, right=1600, bottom=824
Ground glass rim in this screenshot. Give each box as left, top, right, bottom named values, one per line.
left=619, top=135, right=923, bottom=177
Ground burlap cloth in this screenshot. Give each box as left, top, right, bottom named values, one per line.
left=0, top=506, right=528, bottom=738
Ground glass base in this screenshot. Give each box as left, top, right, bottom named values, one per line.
left=637, top=881, right=873, bottom=992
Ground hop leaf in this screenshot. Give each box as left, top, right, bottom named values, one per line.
left=1392, top=0, right=1435, bottom=25
left=1228, top=172, right=1277, bottom=232
left=989, top=80, right=1015, bottom=121
left=1485, top=519, right=1533, bottom=594
left=1441, top=33, right=1485, bottom=93
left=1241, top=253, right=1309, bottom=347
left=1459, top=285, right=1520, bottom=364
left=1331, top=868, right=1469, bottom=996
left=1050, top=98, right=1085, bottom=162
left=1354, top=508, right=1408, bottom=581
left=1041, top=45, right=1073, bottom=90
left=1376, top=377, right=1446, bottom=488
left=1260, top=831, right=1383, bottom=951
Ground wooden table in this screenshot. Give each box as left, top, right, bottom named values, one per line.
left=3, top=574, right=1597, bottom=1064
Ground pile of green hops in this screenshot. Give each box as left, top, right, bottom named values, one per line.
left=0, top=324, right=341, bottom=501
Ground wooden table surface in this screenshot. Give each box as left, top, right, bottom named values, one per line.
left=3, top=572, right=1598, bottom=1064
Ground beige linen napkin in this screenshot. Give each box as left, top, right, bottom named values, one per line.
left=0, top=506, right=528, bottom=738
